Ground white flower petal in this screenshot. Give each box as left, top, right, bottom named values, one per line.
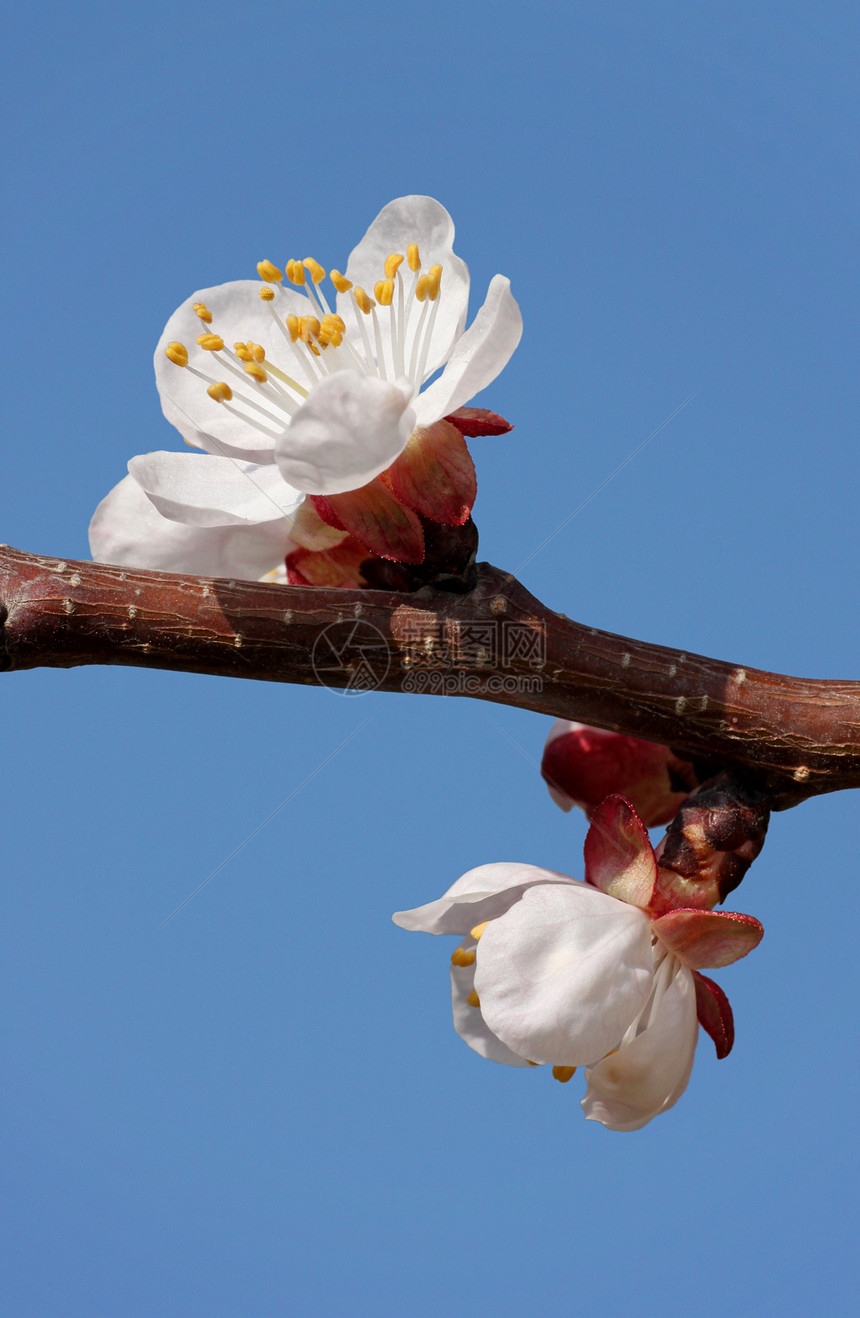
left=475, top=883, right=653, bottom=1067
left=450, top=952, right=532, bottom=1067
left=129, top=452, right=304, bottom=527
left=341, top=195, right=470, bottom=381
left=392, top=863, right=576, bottom=936
left=582, top=965, right=698, bottom=1131
left=89, top=473, right=292, bottom=579
left=274, top=373, right=415, bottom=495
left=412, top=275, right=522, bottom=425
left=155, top=281, right=318, bottom=461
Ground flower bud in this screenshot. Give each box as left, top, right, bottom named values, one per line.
left=541, top=721, right=699, bottom=827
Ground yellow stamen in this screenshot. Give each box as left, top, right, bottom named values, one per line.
left=384, top=252, right=404, bottom=279
left=193, top=302, right=213, bottom=323
left=466, top=989, right=481, bottom=1008
left=247, top=341, right=266, bottom=363
left=196, top=333, right=224, bottom=352
left=330, top=269, right=352, bottom=293
left=415, top=275, right=430, bottom=302
left=207, top=381, right=233, bottom=403
left=244, top=362, right=268, bottom=383
left=407, top=242, right=420, bottom=272
left=374, top=278, right=395, bottom=306
left=303, top=257, right=326, bottom=284
left=233, top=342, right=253, bottom=361
left=354, top=286, right=375, bottom=314
left=257, top=260, right=284, bottom=283
left=428, top=264, right=442, bottom=300
left=286, top=259, right=306, bottom=286
left=552, top=1066, right=576, bottom=1084
left=259, top=286, right=276, bottom=301
left=164, top=341, right=188, bottom=367
left=286, top=314, right=301, bottom=342
left=470, top=922, right=490, bottom=941
left=451, top=947, right=476, bottom=967
left=299, top=316, right=321, bottom=344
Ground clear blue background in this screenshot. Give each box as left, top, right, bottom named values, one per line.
left=2, top=2, right=858, bottom=1314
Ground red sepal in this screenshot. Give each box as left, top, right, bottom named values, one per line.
left=583, top=794, right=658, bottom=910
left=443, top=407, right=513, bottom=437
left=693, top=972, right=735, bottom=1059
left=285, top=536, right=372, bottom=588
left=315, top=479, right=425, bottom=564
left=387, top=420, right=476, bottom=525
left=309, top=495, right=347, bottom=532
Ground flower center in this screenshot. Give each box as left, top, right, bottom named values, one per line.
left=163, top=245, right=444, bottom=440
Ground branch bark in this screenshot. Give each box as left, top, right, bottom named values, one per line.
left=3, top=542, right=859, bottom=809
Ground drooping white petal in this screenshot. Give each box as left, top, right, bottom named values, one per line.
left=89, top=473, right=292, bottom=579
left=450, top=952, right=533, bottom=1068
left=475, top=883, right=653, bottom=1067
left=392, top=863, right=576, bottom=936
left=274, top=374, right=416, bottom=495
left=129, top=452, right=304, bottom=526
left=155, top=281, right=318, bottom=461
left=412, top=276, right=522, bottom=426
left=341, top=195, right=470, bottom=381
left=582, top=964, right=698, bottom=1131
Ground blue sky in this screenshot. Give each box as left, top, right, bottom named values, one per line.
left=2, top=2, right=858, bottom=1314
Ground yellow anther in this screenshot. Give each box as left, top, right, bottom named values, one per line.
left=233, top=341, right=253, bottom=361
left=299, top=316, right=321, bottom=344
left=286, top=259, right=306, bottom=286
left=384, top=252, right=404, bottom=279
left=193, top=302, right=213, bottom=323
left=303, top=257, right=326, bottom=284
left=415, top=274, right=430, bottom=302
left=374, top=278, right=395, bottom=306
left=244, top=362, right=268, bottom=383
left=428, top=264, right=442, bottom=300
left=330, top=269, right=353, bottom=293
left=164, top=341, right=188, bottom=367
left=466, top=989, right=481, bottom=1008
left=407, top=242, right=420, bottom=272
left=196, top=333, right=224, bottom=351
left=470, top=922, right=490, bottom=942
left=207, top=381, right=233, bottom=403
left=247, top=341, right=266, bottom=363
left=552, top=1066, right=577, bottom=1084
left=259, top=286, right=276, bottom=301
left=257, top=260, right=283, bottom=283
left=327, top=313, right=346, bottom=332
left=354, top=286, right=375, bottom=314
left=286, top=314, right=301, bottom=342
left=451, top=947, right=476, bottom=968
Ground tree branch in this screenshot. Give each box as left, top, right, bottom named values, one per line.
left=3, top=542, right=859, bottom=809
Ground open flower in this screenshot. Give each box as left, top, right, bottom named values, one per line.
left=90, top=196, right=521, bottom=580
left=393, top=795, right=762, bottom=1131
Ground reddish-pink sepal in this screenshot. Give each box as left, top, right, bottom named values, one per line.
left=443, top=407, right=513, bottom=437
left=309, top=495, right=347, bottom=532
left=583, top=794, right=658, bottom=910
left=311, top=481, right=425, bottom=564
left=693, top=972, right=735, bottom=1059
left=386, top=420, right=476, bottom=526
left=542, top=723, right=698, bottom=827
left=285, top=536, right=372, bottom=588
left=652, top=909, right=764, bottom=969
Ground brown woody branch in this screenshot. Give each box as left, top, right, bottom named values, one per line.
left=2, top=542, right=859, bottom=810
